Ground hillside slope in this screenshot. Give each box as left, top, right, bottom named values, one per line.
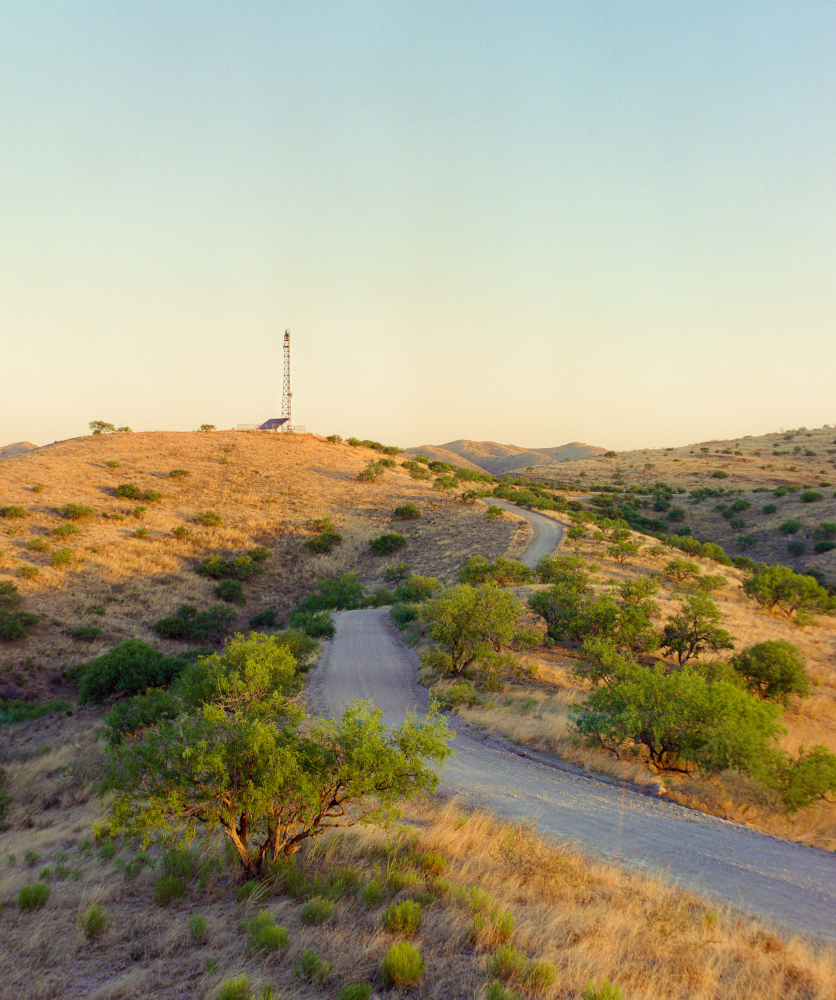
left=0, top=441, right=37, bottom=460
left=405, top=439, right=607, bottom=474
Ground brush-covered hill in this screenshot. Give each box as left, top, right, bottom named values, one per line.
left=0, top=430, right=529, bottom=701
left=405, top=439, right=607, bottom=475
left=0, top=441, right=37, bottom=460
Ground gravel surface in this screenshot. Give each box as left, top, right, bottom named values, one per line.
left=318, top=503, right=836, bottom=938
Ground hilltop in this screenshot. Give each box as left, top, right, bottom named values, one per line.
left=405, top=439, right=608, bottom=475
left=0, top=442, right=37, bottom=461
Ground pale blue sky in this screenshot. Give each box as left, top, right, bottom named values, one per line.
left=2, top=2, right=834, bottom=450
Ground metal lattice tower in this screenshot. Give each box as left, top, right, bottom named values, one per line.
left=282, top=329, right=292, bottom=432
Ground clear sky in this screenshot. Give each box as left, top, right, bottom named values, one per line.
left=2, top=2, right=834, bottom=451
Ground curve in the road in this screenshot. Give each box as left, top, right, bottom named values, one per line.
left=489, top=499, right=564, bottom=567
left=317, top=500, right=836, bottom=938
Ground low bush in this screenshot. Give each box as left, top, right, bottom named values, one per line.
left=249, top=609, right=277, bottom=628
left=304, top=530, right=342, bottom=553
left=0, top=581, right=22, bottom=608
left=295, top=574, right=367, bottom=612
left=295, top=946, right=331, bottom=983
left=583, top=981, right=624, bottom=1000
left=197, top=554, right=266, bottom=581
left=77, top=639, right=190, bottom=704
left=17, top=566, right=40, bottom=579
left=381, top=899, right=422, bottom=935
left=114, top=483, right=141, bottom=499
left=383, top=562, right=411, bottom=585
left=787, top=540, right=806, bottom=557
left=153, top=873, right=186, bottom=906
left=0, top=609, right=40, bottom=641
left=770, top=746, right=836, bottom=811
left=72, top=624, right=103, bottom=641
left=381, top=941, right=424, bottom=988
left=814, top=540, right=836, bottom=553
left=778, top=519, right=802, bottom=534
left=188, top=912, right=208, bottom=943
left=711, top=471, right=728, bottom=479
left=486, top=505, right=504, bottom=519
left=800, top=490, right=823, bottom=503
left=81, top=904, right=109, bottom=939
left=216, top=975, right=251, bottom=1000
left=390, top=602, right=420, bottom=629
left=362, top=879, right=384, bottom=907
left=393, top=503, right=421, bottom=520
left=336, top=984, right=372, bottom=1000
left=104, top=688, right=182, bottom=744
left=17, top=883, right=50, bottom=911
left=813, top=522, right=836, bottom=541
left=245, top=909, right=289, bottom=952
left=0, top=506, right=27, bottom=518
left=168, top=469, right=190, bottom=479
left=299, top=895, right=334, bottom=925
left=0, top=699, right=68, bottom=726
left=53, top=523, right=80, bottom=537
left=215, top=579, right=246, bottom=604
left=59, top=503, right=94, bottom=519
left=393, top=575, right=440, bottom=603
left=287, top=609, right=335, bottom=639
left=52, top=547, right=74, bottom=567
left=459, top=555, right=533, bottom=586
left=194, top=510, right=223, bottom=526
left=26, top=538, right=50, bottom=551
left=762, top=503, right=777, bottom=514
left=731, top=641, right=810, bottom=704
left=487, top=943, right=528, bottom=981
left=154, top=604, right=237, bottom=644
left=357, top=462, right=384, bottom=482
left=369, top=533, right=407, bottom=556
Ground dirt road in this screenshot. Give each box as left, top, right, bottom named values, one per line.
left=318, top=504, right=836, bottom=937
left=488, top=499, right=564, bottom=566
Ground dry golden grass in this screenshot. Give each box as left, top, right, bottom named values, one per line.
left=1, top=711, right=835, bottom=999
left=429, top=517, right=836, bottom=849
left=0, top=431, right=519, bottom=700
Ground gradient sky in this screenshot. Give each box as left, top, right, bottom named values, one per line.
left=2, top=2, right=834, bottom=451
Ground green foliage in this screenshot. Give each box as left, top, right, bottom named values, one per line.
left=197, top=554, right=266, bottom=581
left=730, top=641, right=810, bottom=704
left=72, top=624, right=103, bottom=640
left=304, top=530, right=342, bottom=553
left=337, top=984, right=372, bottom=1000
left=390, top=603, right=421, bottom=630
left=813, top=522, right=836, bottom=541
left=607, top=540, right=641, bottom=564
left=295, top=573, right=366, bottom=612
left=660, top=594, right=734, bottom=665
left=244, top=909, right=289, bottom=951
left=17, top=883, right=50, bottom=911
left=393, top=575, right=440, bottom=603
left=58, top=503, right=94, bottom=520
left=769, top=746, right=836, bottom=811
left=486, top=505, right=504, bottom=519
left=154, top=604, right=237, bottom=643
left=114, top=483, right=141, bottom=499
left=711, top=471, right=727, bottom=479
left=570, top=660, right=783, bottom=774
left=26, top=537, right=50, bottom=551
left=487, top=943, right=528, bottom=981
left=81, top=904, right=109, bottom=939
left=101, top=635, right=452, bottom=878
left=583, top=981, right=624, bottom=1000
left=383, top=562, right=411, bottom=585
left=0, top=506, right=27, bottom=519
left=663, top=558, right=701, bottom=582
left=0, top=581, right=23, bottom=608
left=169, top=469, right=190, bottom=479
left=778, top=519, right=802, bottom=534
left=458, top=555, right=534, bottom=587
left=216, top=975, right=251, bottom=1000
left=762, top=503, right=777, bottom=514
left=104, top=688, right=183, bottom=744
left=299, top=895, right=335, bottom=925
left=215, top=579, right=246, bottom=604
left=77, top=639, right=189, bottom=704
left=51, top=546, right=75, bottom=568
left=421, top=584, right=524, bottom=674
left=800, top=490, right=823, bottom=503
left=0, top=699, right=68, bottom=726
left=284, top=609, right=334, bottom=640
left=381, top=899, right=422, bottom=935
left=0, top=609, right=40, bottom=641
left=295, top=946, right=332, bottom=983
left=815, top=540, right=836, bottom=553
left=743, top=566, right=834, bottom=620
left=357, top=462, right=384, bottom=482
left=17, top=566, right=40, bottom=579
left=381, top=941, right=424, bottom=988
left=53, top=523, right=80, bottom=537
left=188, top=912, right=208, bottom=943
left=194, top=510, right=223, bottom=527
left=369, top=532, right=407, bottom=556
left=153, top=873, right=186, bottom=905
left=249, top=609, right=276, bottom=628
left=393, top=503, right=421, bottom=520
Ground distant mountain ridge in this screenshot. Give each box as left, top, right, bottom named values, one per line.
left=404, top=439, right=607, bottom=475
left=0, top=441, right=38, bottom=460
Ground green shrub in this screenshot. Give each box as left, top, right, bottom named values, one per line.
left=0, top=581, right=22, bottom=608
left=53, top=523, right=80, bottom=537
left=114, top=483, right=141, bottom=499
left=458, top=555, right=534, bottom=586
left=711, top=471, right=728, bottom=479
left=188, top=912, right=208, bottom=943
left=0, top=609, right=40, bottom=641
left=362, top=879, right=384, bottom=907
left=787, top=540, right=806, bottom=557
left=393, top=575, right=440, bottom=603
left=154, top=604, right=237, bottom=643
left=287, top=609, right=335, bottom=638
left=295, top=946, right=331, bottom=983
left=778, top=519, right=801, bottom=534
left=336, top=984, right=372, bottom=1000
left=800, top=490, right=823, bottom=503
left=26, top=538, right=50, bottom=552
left=169, top=469, right=190, bottom=479
left=769, top=745, right=836, bottom=812
left=389, top=603, right=420, bottom=630
left=381, top=899, right=422, bottom=935
left=17, top=883, right=50, bottom=911
left=60, top=504, right=94, bottom=519
left=382, top=941, right=424, bottom=988
left=24, top=850, right=41, bottom=867
left=731, top=641, right=810, bottom=704
left=357, top=462, right=384, bottom=482
left=294, top=573, right=366, bottom=612
left=249, top=609, right=276, bottom=627
left=583, top=980, right=624, bottom=1000
left=245, top=909, right=289, bottom=952
left=81, top=903, right=109, bottom=939
left=0, top=698, right=67, bottom=726
left=487, top=943, right=528, bottom=981
left=77, top=639, right=189, bottom=704
left=194, top=510, right=223, bottom=527
left=72, top=624, right=103, bottom=641
left=216, top=976, right=250, bottom=1000
left=104, top=688, right=182, bottom=744
left=814, top=541, right=836, bottom=553
left=304, top=530, right=342, bottom=553
left=486, top=505, right=504, bottom=519
left=762, top=503, right=777, bottom=514
left=299, top=895, right=334, bottom=925
left=235, top=880, right=268, bottom=904
left=17, top=566, right=39, bottom=579
left=197, top=555, right=266, bottom=581
left=813, top=522, right=836, bottom=541
left=0, top=506, right=27, bottom=518
left=51, top=547, right=74, bottom=566
left=154, top=873, right=186, bottom=906
left=215, top=579, right=245, bottom=604
left=525, top=959, right=558, bottom=990
left=419, top=851, right=447, bottom=875
left=393, top=503, right=421, bottom=520
left=369, top=532, right=407, bottom=556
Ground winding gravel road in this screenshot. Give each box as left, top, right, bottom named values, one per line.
left=319, top=503, right=836, bottom=937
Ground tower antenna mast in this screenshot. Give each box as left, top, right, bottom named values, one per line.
left=282, top=329, right=292, bottom=432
